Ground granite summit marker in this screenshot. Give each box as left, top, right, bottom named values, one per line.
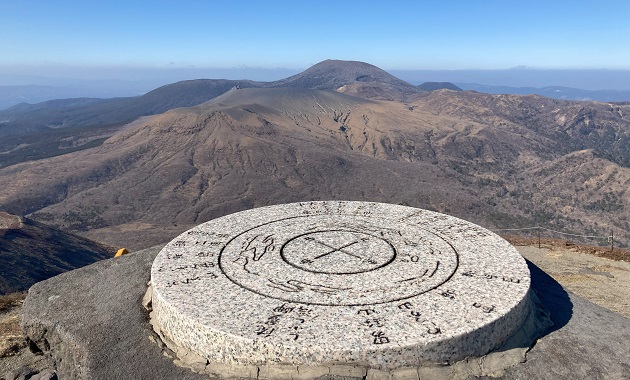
left=150, top=201, right=532, bottom=372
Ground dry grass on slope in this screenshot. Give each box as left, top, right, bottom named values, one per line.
left=0, top=292, right=26, bottom=358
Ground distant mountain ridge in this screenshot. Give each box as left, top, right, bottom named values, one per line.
left=0, top=60, right=422, bottom=167
left=1, top=60, right=630, bottom=252
left=0, top=60, right=418, bottom=137
left=457, top=83, right=630, bottom=102
left=1, top=86, right=629, bottom=251
left=0, top=79, right=262, bottom=136
left=0, top=84, right=149, bottom=111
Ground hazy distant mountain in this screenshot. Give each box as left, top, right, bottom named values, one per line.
left=0, top=79, right=262, bottom=136
left=1, top=86, right=629, bottom=251
left=0, top=84, right=150, bottom=111
left=457, top=83, right=630, bottom=102
left=0, top=211, right=114, bottom=294
left=391, top=69, right=630, bottom=92
left=0, top=85, right=80, bottom=110
left=269, top=59, right=422, bottom=100
left=0, top=67, right=301, bottom=107
left=417, top=82, right=462, bottom=91
left=3, top=66, right=627, bottom=110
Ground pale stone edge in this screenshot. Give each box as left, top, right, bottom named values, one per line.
left=144, top=282, right=553, bottom=380
left=151, top=273, right=534, bottom=368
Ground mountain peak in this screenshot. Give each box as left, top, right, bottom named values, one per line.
left=309, top=59, right=384, bottom=71
left=269, top=59, right=420, bottom=100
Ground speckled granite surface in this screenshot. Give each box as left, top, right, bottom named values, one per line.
left=151, top=201, right=532, bottom=369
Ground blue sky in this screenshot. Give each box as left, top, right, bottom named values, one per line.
left=0, top=0, right=629, bottom=92
left=2, top=0, right=629, bottom=70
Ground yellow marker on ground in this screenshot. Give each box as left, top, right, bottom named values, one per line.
left=115, top=248, right=129, bottom=257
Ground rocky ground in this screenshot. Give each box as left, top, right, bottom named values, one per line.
left=0, top=292, right=55, bottom=380
left=507, top=238, right=630, bottom=318
left=1, top=240, right=630, bottom=379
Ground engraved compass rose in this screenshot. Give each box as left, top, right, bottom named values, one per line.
left=280, top=230, right=396, bottom=274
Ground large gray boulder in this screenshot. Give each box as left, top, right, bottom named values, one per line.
left=15, top=246, right=630, bottom=380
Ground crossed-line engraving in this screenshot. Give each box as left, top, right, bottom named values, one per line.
left=285, top=231, right=393, bottom=274
left=307, top=237, right=365, bottom=261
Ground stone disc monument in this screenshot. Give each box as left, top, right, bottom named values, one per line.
left=150, top=201, right=532, bottom=373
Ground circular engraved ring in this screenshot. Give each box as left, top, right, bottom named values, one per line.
left=218, top=214, right=459, bottom=305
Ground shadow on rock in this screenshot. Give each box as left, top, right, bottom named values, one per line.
left=526, top=259, right=573, bottom=334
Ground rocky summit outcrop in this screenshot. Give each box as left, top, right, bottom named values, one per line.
left=8, top=245, right=629, bottom=380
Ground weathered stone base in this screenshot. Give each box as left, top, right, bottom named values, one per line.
left=145, top=283, right=552, bottom=380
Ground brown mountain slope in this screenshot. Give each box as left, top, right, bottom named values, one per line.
left=0, top=88, right=629, bottom=250
left=0, top=60, right=424, bottom=168
left=336, top=82, right=421, bottom=101
left=416, top=91, right=630, bottom=166
left=0, top=212, right=114, bottom=294
left=516, top=150, right=630, bottom=232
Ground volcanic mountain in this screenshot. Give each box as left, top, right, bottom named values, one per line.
left=269, top=59, right=422, bottom=100
left=1, top=81, right=629, bottom=250
left=0, top=59, right=420, bottom=141
left=0, top=60, right=423, bottom=167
